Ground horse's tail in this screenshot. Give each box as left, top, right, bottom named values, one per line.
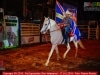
left=78, top=39, right=85, bottom=49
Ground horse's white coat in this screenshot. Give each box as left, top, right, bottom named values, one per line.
left=41, top=17, right=85, bottom=66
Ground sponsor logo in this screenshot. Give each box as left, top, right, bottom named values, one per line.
left=84, top=2, right=100, bottom=11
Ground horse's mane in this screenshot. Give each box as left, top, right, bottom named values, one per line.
left=50, top=18, right=58, bottom=26
left=49, top=18, right=60, bottom=29
left=50, top=19, right=56, bottom=23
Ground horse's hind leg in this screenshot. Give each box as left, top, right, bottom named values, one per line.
left=63, top=43, right=71, bottom=59
left=55, top=45, right=60, bottom=60
left=45, top=44, right=57, bottom=66
left=78, top=39, right=85, bottom=49
left=73, top=40, right=78, bottom=57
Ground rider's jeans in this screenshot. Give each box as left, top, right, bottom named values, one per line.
left=62, top=26, right=71, bottom=44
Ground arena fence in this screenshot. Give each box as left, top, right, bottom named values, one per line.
left=21, top=22, right=49, bottom=45
left=20, top=22, right=100, bottom=45
left=21, top=23, right=41, bottom=45
left=78, top=21, right=100, bottom=40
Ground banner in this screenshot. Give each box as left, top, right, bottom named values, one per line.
left=55, top=0, right=77, bottom=23
left=55, top=0, right=81, bottom=41
left=3, top=15, right=19, bottom=48
left=55, top=0, right=66, bottom=24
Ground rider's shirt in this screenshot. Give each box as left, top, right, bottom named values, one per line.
left=63, top=16, right=72, bottom=27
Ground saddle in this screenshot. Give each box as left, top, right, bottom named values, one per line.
left=58, top=23, right=74, bottom=37
left=69, top=30, right=74, bottom=37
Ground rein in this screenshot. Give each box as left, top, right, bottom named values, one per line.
left=50, top=29, right=60, bottom=32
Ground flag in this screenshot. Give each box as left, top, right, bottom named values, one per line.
left=55, top=0, right=66, bottom=24
left=71, top=20, right=81, bottom=41
left=71, top=11, right=77, bottom=23
left=55, top=0, right=81, bottom=41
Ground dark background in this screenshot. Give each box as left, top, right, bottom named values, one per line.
left=0, top=0, right=100, bottom=24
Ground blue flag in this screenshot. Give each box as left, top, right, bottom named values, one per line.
left=55, top=0, right=66, bottom=24
left=71, top=20, right=81, bottom=41
left=55, top=0, right=81, bottom=41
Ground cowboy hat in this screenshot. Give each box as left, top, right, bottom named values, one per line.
left=65, top=10, right=72, bottom=15
left=63, top=10, right=72, bottom=18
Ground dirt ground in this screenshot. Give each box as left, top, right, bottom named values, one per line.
left=0, top=39, right=100, bottom=74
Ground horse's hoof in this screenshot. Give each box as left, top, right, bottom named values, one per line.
left=57, top=57, right=61, bottom=60
left=83, top=47, right=86, bottom=49
left=63, top=55, right=66, bottom=59
left=75, top=55, right=77, bottom=58
left=45, top=63, right=48, bottom=67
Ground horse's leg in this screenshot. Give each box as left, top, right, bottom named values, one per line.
left=55, top=45, right=60, bottom=60
left=63, top=43, right=71, bottom=59
left=73, top=40, right=78, bottom=57
left=78, top=39, right=85, bottom=49
left=45, top=44, right=57, bottom=66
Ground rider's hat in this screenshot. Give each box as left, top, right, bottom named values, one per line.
left=65, top=10, right=72, bottom=15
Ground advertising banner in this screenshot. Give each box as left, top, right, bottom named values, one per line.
left=3, top=15, right=19, bottom=48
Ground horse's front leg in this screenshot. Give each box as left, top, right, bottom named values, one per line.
left=55, top=45, right=60, bottom=60
left=63, top=43, right=71, bottom=59
left=45, top=44, right=57, bottom=66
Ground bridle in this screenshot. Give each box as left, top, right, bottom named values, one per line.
left=44, top=18, right=60, bottom=33
left=42, top=18, right=50, bottom=33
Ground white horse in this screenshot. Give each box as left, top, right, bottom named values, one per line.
left=40, top=17, right=85, bottom=66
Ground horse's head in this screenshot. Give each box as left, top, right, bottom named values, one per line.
left=40, top=17, right=50, bottom=34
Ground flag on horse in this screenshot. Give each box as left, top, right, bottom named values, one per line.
left=55, top=0, right=81, bottom=41
left=55, top=0, right=66, bottom=24
left=71, top=20, right=81, bottom=41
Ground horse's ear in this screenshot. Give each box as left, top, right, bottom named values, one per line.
left=48, top=17, right=50, bottom=20
left=44, top=16, right=46, bottom=19
left=44, top=16, right=48, bottom=20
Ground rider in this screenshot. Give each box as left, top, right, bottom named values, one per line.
left=61, top=10, right=73, bottom=44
